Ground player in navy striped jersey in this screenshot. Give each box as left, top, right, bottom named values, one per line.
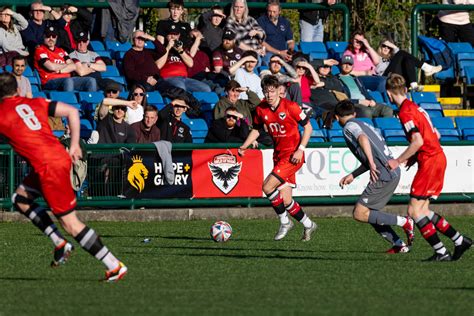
left=335, top=100, right=414, bottom=253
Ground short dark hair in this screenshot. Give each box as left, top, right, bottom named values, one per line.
left=12, top=55, right=27, bottom=64
left=144, top=105, right=158, bottom=114
left=242, top=50, right=258, bottom=60
left=168, top=0, right=184, bottom=9
left=0, top=72, right=18, bottom=98
left=334, top=100, right=356, bottom=117
left=225, top=79, right=241, bottom=92
left=261, top=75, right=280, bottom=91
left=226, top=106, right=239, bottom=113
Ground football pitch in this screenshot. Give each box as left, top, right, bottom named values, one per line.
left=1, top=217, right=473, bottom=315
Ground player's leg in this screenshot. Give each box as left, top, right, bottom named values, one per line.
left=57, top=212, right=127, bottom=282
left=280, top=185, right=317, bottom=241
left=263, top=174, right=293, bottom=240
left=409, top=199, right=451, bottom=261
left=427, top=210, right=472, bottom=260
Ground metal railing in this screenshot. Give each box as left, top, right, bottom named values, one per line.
left=411, top=4, right=474, bottom=55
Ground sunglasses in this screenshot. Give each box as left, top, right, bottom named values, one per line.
left=133, top=92, right=145, bottom=97
left=172, top=104, right=187, bottom=109
left=31, top=9, right=46, bottom=13
left=270, top=60, right=280, bottom=64
left=381, top=44, right=391, bottom=49
left=226, top=114, right=238, bottom=120
left=45, top=34, right=57, bottom=39
left=106, top=89, right=119, bottom=94
left=296, top=65, right=305, bottom=70
left=112, top=106, right=127, bottom=111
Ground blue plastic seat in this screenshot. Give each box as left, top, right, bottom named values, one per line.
left=32, top=91, right=47, bottom=98
left=80, top=118, right=94, bottom=139
left=309, top=51, right=329, bottom=60
left=144, top=41, right=155, bottom=50
left=78, top=91, right=104, bottom=105
left=358, top=117, right=374, bottom=126
left=105, top=40, right=132, bottom=53
left=182, top=118, right=208, bottom=143
left=300, top=41, right=327, bottom=55
left=192, top=91, right=219, bottom=112
left=455, top=117, right=474, bottom=139
left=431, top=117, right=455, bottom=129
left=95, top=50, right=112, bottom=59
left=49, top=91, right=80, bottom=110
left=411, top=91, right=438, bottom=104
left=90, top=40, right=105, bottom=51
left=437, top=129, right=461, bottom=141
left=146, top=91, right=164, bottom=105
left=367, top=90, right=385, bottom=104
left=447, top=42, right=473, bottom=55
left=358, top=76, right=386, bottom=92
left=464, top=66, right=474, bottom=84
left=383, top=129, right=408, bottom=142
left=325, top=41, right=348, bottom=60
left=373, top=117, right=403, bottom=130
left=327, top=129, right=344, bottom=142
left=102, top=65, right=121, bottom=77
left=462, top=128, right=474, bottom=140
left=309, top=130, right=326, bottom=142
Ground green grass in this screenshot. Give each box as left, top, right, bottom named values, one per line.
left=1, top=217, right=473, bottom=315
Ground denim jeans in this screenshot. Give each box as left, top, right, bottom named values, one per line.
left=164, top=76, right=211, bottom=92
left=299, top=19, right=324, bottom=42
left=43, top=77, right=97, bottom=91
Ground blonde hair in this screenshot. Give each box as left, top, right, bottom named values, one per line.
left=230, top=0, right=249, bottom=23
left=386, top=73, right=406, bottom=96
left=378, top=37, right=395, bottom=59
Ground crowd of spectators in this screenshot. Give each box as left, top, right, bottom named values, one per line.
left=0, top=0, right=467, bottom=147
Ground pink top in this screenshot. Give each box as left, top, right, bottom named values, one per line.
left=300, top=75, right=311, bottom=103
left=343, top=49, right=375, bottom=74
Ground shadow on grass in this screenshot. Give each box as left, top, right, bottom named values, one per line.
left=0, top=276, right=49, bottom=281
left=441, top=286, right=474, bottom=291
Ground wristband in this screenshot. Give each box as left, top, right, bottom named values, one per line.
left=298, top=145, right=306, bottom=151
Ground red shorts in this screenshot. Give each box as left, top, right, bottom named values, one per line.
left=271, top=155, right=304, bottom=187
left=411, top=151, right=446, bottom=200
left=22, top=156, right=77, bottom=216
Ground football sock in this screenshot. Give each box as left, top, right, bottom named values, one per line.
left=367, top=210, right=398, bottom=226
left=285, top=200, right=312, bottom=228
left=74, top=226, right=120, bottom=271
left=415, top=216, right=448, bottom=254
left=370, top=224, right=402, bottom=245
left=428, top=211, right=464, bottom=246
left=266, top=190, right=289, bottom=224
left=23, top=203, right=65, bottom=247
left=396, top=216, right=408, bottom=227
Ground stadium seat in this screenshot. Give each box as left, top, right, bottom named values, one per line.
left=462, top=128, right=474, bottom=140
left=437, top=129, right=461, bottom=141
left=105, top=40, right=132, bottom=53
left=358, top=117, right=374, bottom=126
left=431, top=117, right=455, bottom=129
left=331, top=66, right=340, bottom=76
left=102, top=65, right=121, bottom=77
left=32, top=91, right=47, bottom=98
left=78, top=91, right=104, bottom=105
left=454, top=117, right=474, bottom=140
left=49, top=91, right=80, bottom=110
left=80, top=118, right=94, bottom=139
left=31, top=85, right=40, bottom=93
left=325, top=41, right=348, bottom=61
left=144, top=41, right=155, bottom=50
left=309, top=130, right=326, bottom=142
left=90, top=40, right=105, bottom=51
left=382, top=129, right=407, bottom=142
left=192, top=91, right=219, bottom=125
left=183, top=118, right=208, bottom=143
left=300, top=41, right=327, bottom=55
left=359, top=76, right=386, bottom=92
left=447, top=42, right=473, bottom=55
left=146, top=91, right=164, bottom=106
left=458, top=60, right=474, bottom=77
left=367, top=90, right=385, bottom=104
left=327, top=129, right=344, bottom=142
left=411, top=91, right=438, bottom=104
left=431, top=116, right=459, bottom=140
left=373, top=117, right=403, bottom=130
left=96, top=50, right=112, bottom=59
left=309, top=51, right=329, bottom=60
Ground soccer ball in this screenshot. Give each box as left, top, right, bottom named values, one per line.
left=210, top=221, right=232, bottom=242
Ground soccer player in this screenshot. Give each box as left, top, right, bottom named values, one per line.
left=335, top=100, right=414, bottom=253
left=386, top=73, right=472, bottom=261
left=0, top=72, right=127, bottom=281
left=238, top=75, right=317, bottom=241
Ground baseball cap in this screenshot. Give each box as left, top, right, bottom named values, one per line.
left=165, top=23, right=181, bottom=35
left=222, top=29, right=236, bottom=40
left=104, top=80, right=123, bottom=93
left=44, top=26, right=58, bottom=37
left=75, top=31, right=89, bottom=42
left=341, top=55, right=354, bottom=65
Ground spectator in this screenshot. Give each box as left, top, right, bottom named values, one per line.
left=157, top=97, right=192, bottom=143
left=298, top=0, right=337, bottom=42
left=311, top=63, right=347, bottom=117
left=257, top=0, right=295, bottom=66
left=0, top=7, right=29, bottom=65
left=230, top=50, right=264, bottom=99
left=131, top=105, right=161, bottom=143
left=21, top=1, right=61, bottom=61
left=96, top=97, right=137, bottom=144
left=343, top=30, right=380, bottom=76
left=206, top=106, right=250, bottom=143
left=375, top=37, right=442, bottom=91
left=69, top=31, right=108, bottom=90
left=156, top=26, right=211, bottom=92
left=126, top=83, right=147, bottom=124
left=338, top=55, right=393, bottom=119
left=56, top=5, right=93, bottom=53
left=260, top=54, right=301, bottom=104
left=214, top=79, right=260, bottom=125
left=12, top=55, right=32, bottom=98
left=34, top=26, right=97, bottom=91
left=438, top=0, right=474, bottom=47
left=122, top=29, right=167, bottom=91
left=226, top=0, right=266, bottom=57
left=293, top=56, right=323, bottom=106
left=212, top=29, right=244, bottom=77
left=197, top=5, right=226, bottom=55
left=156, top=0, right=192, bottom=47
left=91, top=81, right=124, bottom=125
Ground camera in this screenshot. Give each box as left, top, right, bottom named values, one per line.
left=174, top=40, right=183, bottom=48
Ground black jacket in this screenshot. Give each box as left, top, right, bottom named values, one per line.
left=57, top=8, right=93, bottom=53
left=157, top=104, right=193, bottom=143
left=205, top=118, right=250, bottom=143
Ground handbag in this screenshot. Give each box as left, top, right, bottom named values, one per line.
left=331, top=90, right=349, bottom=101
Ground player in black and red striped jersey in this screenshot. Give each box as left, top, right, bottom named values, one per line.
left=386, top=73, right=472, bottom=261
left=0, top=72, right=127, bottom=281
left=239, top=75, right=318, bottom=241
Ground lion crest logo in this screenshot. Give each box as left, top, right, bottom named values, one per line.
left=208, top=154, right=242, bottom=195
left=127, top=155, right=149, bottom=193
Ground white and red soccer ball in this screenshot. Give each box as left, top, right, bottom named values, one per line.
left=210, top=221, right=232, bottom=242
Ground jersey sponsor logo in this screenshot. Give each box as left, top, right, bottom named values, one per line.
left=127, top=155, right=149, bottom=193
left=280, top=25, right=286, bottom=32
left=268, top=122, right=286, bottom=135
left=208, top=153, right=242, bottom=194
left=39, top=53, right=48, bottom=59
left=235, top=54, right=241, bottom=59
left=279, top=112, right=286, bottom=120
left=170, top=55, right=182, bottom=62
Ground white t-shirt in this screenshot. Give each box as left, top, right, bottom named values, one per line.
left=125, top=105, right=144, bottom=124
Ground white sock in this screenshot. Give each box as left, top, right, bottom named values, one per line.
left=278, top=212, right=290, bottom=225
left=102, top=251, right=120, bottom=271
left=50, top=232, right=65, bottom=247
left=421, top=63, right=433, bottom=72
left=300, top=215, right=313, bottom=229
left=452, top=232, right=464, bottom=246
left=396, top=216, right=408, bottom=227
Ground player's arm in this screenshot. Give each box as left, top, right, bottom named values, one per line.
left=388, top=132, right=423, bottom=170
left=358, top=134, right=379, bottom=183
left=238, top=128, right=261, bottom=156
left=52, top=101, right=82, bottom=162
left=291, top=120, right=312, bottom=164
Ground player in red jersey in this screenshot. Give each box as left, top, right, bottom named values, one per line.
left=238, top=75, right=317, bottom=241
left=386, top=74, right=471, bottom=261
left=0, top=73, right=127, bottom=281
